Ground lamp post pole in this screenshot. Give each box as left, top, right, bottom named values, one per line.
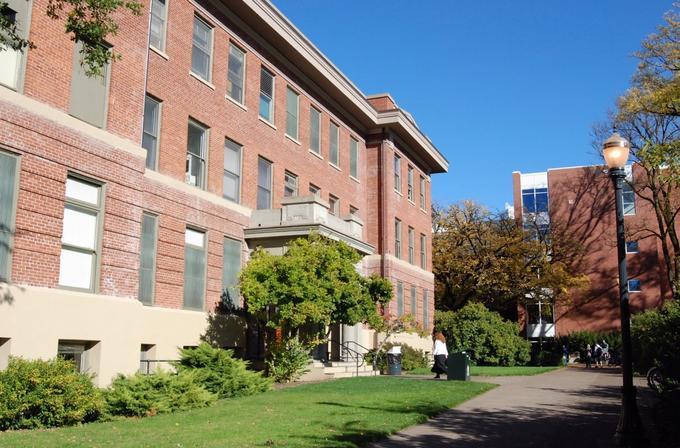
left=609, top=166, right=643, bottom=445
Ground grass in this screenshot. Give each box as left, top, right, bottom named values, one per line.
left=0, top=376, right=495, bottom=448
left=406, top=365, right=561, bottom=376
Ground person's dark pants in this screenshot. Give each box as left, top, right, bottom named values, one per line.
left=431, top=355, right=447, bottom=377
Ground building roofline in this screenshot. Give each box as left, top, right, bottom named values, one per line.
left=241, top=0, right=448, bottom=173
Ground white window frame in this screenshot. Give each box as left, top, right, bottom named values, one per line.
left=394, top=154, right=401, bottom=193
left=259, top=67, right=275, bottom=123
left=191, top=15, right=213, bottom=82
left=625, top=241, right=639, bottom=254
left=284, top=170, right=298, bottom=197
left=223, top=138, right=242, bottom=203
left=227, top=43, right=246, bottom=105
left=257, top=156, right=273, bottom=210
left=186, top=120, right=208, bottom=189
left=394, top=218, right=401, bottom=259
left=408, top=226, right=415, bottom=264
left=149, top=0, right=169, bottom=52
left=142, top=94, right=161, bottom=170
left=420, top=233, right=426, bottom=269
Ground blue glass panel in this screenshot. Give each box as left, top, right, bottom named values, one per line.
left=535, top=192, right=548, bottom=213
left=523, top=194, right=535, bottom=213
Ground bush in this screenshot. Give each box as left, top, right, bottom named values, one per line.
left=435, top=303, right=531, bottom=366
left=104, top=370, right=215, bottom=417
left=365, top=343, right=428, bottom=373
left=176, top=343, right=271, bottom=396
left=266, top=336, right=311, bottom=383
left=631, top=300, right=680, bottom=374
left=0, top=357, right=103, bottom=430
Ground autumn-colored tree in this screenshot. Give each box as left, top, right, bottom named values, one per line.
left=239, top=233, right=392, bottom=338
left=596, top=4, right=680, bottom=299
left=432, top=201, right=587, bottom=312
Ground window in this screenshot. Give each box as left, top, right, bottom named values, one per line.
left=420, top=233, right=426, bottom=269
left=423, top=290, right=429, bottom=328
left=259, top=67, right=274, bottom=122
left=191, top=16, right=212, bottom=81
left=284, top=171, right=298, bottom=197
left=349, top=205, right=358, bottom=216
left=410, top=285, right=417, bottom=316
left=394, top=154, right=401, bottom=192
left=186, top=120, right=207, bottom=188
left=223, top=139, right=241, bottom=202
left=0, top=0, right=30, bottom=90
left=183, top=228, right=206, bottom=310
left=628, top=279, right=641, bottom=292
left=623, top=182, right=636, bottom=215
left=350, top=137, right=359, bottom=179
left=329, top=122, right=339, bottom=166
left=69, top=42, right=110, bottom=128
left=227, top=43, right=245, bottom=104
left=142, top=95, right=161, bottom=170
left=309, top=183, right=320, bottom=197
left=310, top=107, right=321, bottom=154
left=408, top=227, right=415, bottom=264
left=522, top=188, right=548, bottom=214
left=149, top=0, right=168, bottom=51
left=0, top=151, right=19, bottom=281
left=420, top=175, right=426, bottom=209
left=222, top=237, right=241, bottom=307
left=0, top=338, right=9, bottom=370
left=328, top=194, right=339, bottom=216
left=626, top=241, right=639, bottom=254
left=58, top=341, right=94, bottom=373
left=59, top=176, right=103, bottom=291
left=394, top=218, right=401, bottom=259
left=285, top=87, right=299, bottom=140
left=396, top=282, right=404, bottom=316
left=257, top=157, right=272, bottom=209
left=139, top=344, right=156, bottom=374
left=407, top=166, right=414, bottom=201
left=138, top=213, right=158, bottom=305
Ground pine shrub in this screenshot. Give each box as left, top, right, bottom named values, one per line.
left=266, top=336, right=311, bottom=383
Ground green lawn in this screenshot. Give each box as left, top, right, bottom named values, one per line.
left=406, top=365, right=561, bottom=376
left=0, top=376, right=495, bottom=448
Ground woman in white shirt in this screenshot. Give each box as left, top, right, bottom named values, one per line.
left=431, top=332, right=448, bottom=379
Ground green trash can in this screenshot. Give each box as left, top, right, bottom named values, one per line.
left=447, top=352, right=470, bottom=381
left=386, top=346, right=402, bottom=375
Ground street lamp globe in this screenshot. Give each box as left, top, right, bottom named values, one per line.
left=603, top=132, right=630, bottom=169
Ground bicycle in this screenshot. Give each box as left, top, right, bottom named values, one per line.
left=647, top=366, right=670, bottom=394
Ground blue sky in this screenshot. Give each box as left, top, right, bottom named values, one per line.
left=272, top=0, right=673, bottom=211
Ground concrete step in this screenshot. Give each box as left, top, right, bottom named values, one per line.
left=323, top=364, right=375, bottom=374
left=330, top=370, right=380, bottom=378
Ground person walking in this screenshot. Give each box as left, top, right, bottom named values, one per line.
left=585, top=344, right=592, bottom=369
left=562, top=344, right=569, bottom=367
left=601, top=339, right=610, bottom=366
left=431, top=332, right=448, bottom=379
left=594, top=342, right=603, bottom=368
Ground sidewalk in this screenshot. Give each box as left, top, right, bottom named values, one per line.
left=370, top=367, right=660, bottom=448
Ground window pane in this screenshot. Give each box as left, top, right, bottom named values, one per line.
left=535, top=192, right=548, bottom=213
left=222, top=238, right=241, bottom=307
left=350, top=138, right=358, bottom=178
left=191, top=18, right=211, bottom=80
left=394, top=155, right=401, bottom=191
left=329, top=122, right=339, bottom=165
left=59, top=248, right=93, bottom=289
left=183, top=245, right=206, bottom=310
left=223, top=140, right=241, bottom=202
left=62, top=206, right=98, bottom=250
left=0, top=152, right=18, bottom=280
left=69, top=41, right=109, bottom=128
left=185, top=228, right=204, bottom=247
left=310, top=107, right=320, bottom=153
left=410, top=285, right=416, bottom=316
left=522, top=193, right=535, bottom=213
left=423, top=290, right=429, bottom=328
left=626, top=241, right=639, bottom=253
left=187, top=123, right=204, bottom=157
left=259, top=69, right=274, bottom=122
left=65, top=178, right=99, bottom=205
left=257, top=158, right=271, bottom=209
left=397, top=282, right=403, bottom=316
left=149, top=0, right=166, bottom=50
left=143, top=96, right=160, bottom=169
left=227, top=45, right=244, bottom=103
left=286, top=87, right=298, bottom=139
left=284, top=171, right=298, bottom=197
left=139, top=214, right=157, bottom=304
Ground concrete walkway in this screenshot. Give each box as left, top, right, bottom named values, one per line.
left=371, top=368, right=655, bottom=448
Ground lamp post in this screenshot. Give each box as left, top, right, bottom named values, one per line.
left=602, top=132, right=644, bottom=446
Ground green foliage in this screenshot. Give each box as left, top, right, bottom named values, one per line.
left=266, top=336, right=312, bottom=383
left=366, top=343, right=429, bottom=373
left=434, top=303, right=531, bottom=366
left=104, top=370, right=215, bottom=418
left=0, top=357, right=103, bottom=430
left=631, top=300, right=680, bottom=373
left=240, top=233, right=391, bottom=332
left=175, top=343, right=271, bottom=398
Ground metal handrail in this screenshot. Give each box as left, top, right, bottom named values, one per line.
left=327, top=339, right=368, bottom=377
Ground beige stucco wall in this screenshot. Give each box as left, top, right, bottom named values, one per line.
left=0, top=285, right=243, bottom=386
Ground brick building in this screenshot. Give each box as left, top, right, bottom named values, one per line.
left=512, top=166, right=666, bottom=339
left=0, top=0, right=448, bottom=384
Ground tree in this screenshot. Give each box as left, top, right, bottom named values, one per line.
left=597, top=4, right=680, bottom=299
left=239, top=233, right=392, bottom=338
left=1, top=0, right=141, bottom=76
left=432, top=201, right=587, bottom=312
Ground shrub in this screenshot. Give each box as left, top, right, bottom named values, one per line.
left=435, top=303, right=531, bottom=366
left=266, top=336, right=311, bottom=383
left=104, top=370, right=215, bottom=417
left=365, top=343, right=428, bottom=373
left=0, top=357, right=103, bottom=430
left=176, top=343, right=271, bottom=396
left=631, top=300, right=680, bottom=374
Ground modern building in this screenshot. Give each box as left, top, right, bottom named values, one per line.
left=512, top=165, right=666, bottom=339
left=0, top=0, right=448, bottom=385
